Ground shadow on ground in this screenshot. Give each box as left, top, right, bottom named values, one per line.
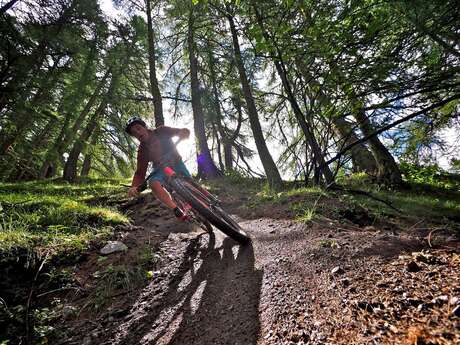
left=106, top=232, right=263, bottom=345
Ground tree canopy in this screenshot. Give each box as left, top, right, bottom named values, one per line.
left=1, top=0, right=458, bottom=186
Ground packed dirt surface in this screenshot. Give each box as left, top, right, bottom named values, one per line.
left=58, top=185, right=460, bottom=345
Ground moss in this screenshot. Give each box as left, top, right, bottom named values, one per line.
left=0, top=178, right=129, bottom=259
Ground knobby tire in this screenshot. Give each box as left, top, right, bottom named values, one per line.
left=170, top=178, right=250, bottom=244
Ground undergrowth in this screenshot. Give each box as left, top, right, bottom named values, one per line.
left=0, top=178, right=129, bottom=257
left=208, top=169, right=460, bottom=227
left=0, top=178, right=130, bottom=343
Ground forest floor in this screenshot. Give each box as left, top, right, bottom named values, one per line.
left=56, top=179, right=459, bottom=345
left=1, top=177, right=460, bottom=344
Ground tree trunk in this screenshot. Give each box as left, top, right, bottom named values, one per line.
left=293, top=56, right=378, bottom=175
left=28, top=117, right=55, bottom=152
left=81, top=128, right=99, bottom=177
left=225, top=96, right=244, bottom=171
left=353, top=109, right=402, bottom=185
left=206, top=46, right=229, bottom=172
left=39, top=68, right=111, bottom=179
left=251, top=3, right=334, bottom=186
left=63, top=69, right=118, bottom=182
left=212, top=123, right=225, bottom=172
left=227, top=10, right=282, bottom=189
left=0, top=0, right=19, bottom=15
left=63, top=114, right=99, bottom=182
left=0, top=57, right=67, bottom=155
left=332, top=117, right=378, bottom=174
left=146, top=0, right=164, bottom=127
left=39, top=117, right=71, bottom=179
left=187, top=7, right=220, bottom=179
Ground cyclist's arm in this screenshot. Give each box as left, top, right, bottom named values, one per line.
left=131, top=148, right=148, bottom=188
left=158, top=125, right=190, bottom=139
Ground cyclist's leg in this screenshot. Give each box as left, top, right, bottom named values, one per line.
left=148, top=170, right=189, bottom=220
left=148, top=171, right=176, bottom=209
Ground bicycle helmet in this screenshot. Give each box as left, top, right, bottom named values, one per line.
left=125, top=116, right=146, bottom=134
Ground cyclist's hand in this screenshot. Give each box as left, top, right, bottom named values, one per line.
left=179, top=128, right=190, bottom=139
left=128, top=186, right=140, bottom=198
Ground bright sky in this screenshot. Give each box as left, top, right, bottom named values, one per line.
left=99, top=0, right=122, bottom=17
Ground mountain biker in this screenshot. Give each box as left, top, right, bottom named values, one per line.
left=125, top=116, right=191, bottom=220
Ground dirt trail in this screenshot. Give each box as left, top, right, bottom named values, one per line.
left=67, top=190, right=459, bottom=345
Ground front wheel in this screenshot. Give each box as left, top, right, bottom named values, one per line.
left=170, top=178, right=250, bottom=244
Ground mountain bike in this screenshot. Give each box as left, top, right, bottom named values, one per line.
left=136, top=140, right=250, bottom=244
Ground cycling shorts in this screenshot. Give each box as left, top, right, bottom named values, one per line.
left=147, top=161, right=191, bottom=186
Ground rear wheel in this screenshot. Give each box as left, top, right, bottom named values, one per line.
left=170, top=178, right=250, bottom=244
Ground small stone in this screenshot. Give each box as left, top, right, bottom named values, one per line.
left=269, top=229, right=276, bottom=234
left=331, top=266, right=345, bottom=275
left=450, top=297, right=460, bottom=305
left=399, top=255, right=411, bottom=260
left=406, top=261, right=421, bottom=272
left=348, top=286, right=357, bottom=293
left=446, top=235, right=459, bottom=243
left=110, top=309, right=129, bottom=318
left=432, top=295, right=449, bottom=305
left=290, top=332, right=300, bottom=342
left=100, top=241, right=128, bottom=255
left=408, top=298, right=423, bottom=307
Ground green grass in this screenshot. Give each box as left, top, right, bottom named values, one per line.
left=330, top=170, right=460, bottom=223
left=208, top=172, right=460, bottom=229
left=292, top=204, right=316, bottom=223
left=0, top=178, right=130, bottom=260
left=359, top=188, right=460, bottom=220
left=0, top=178, right=153, bottom=343
left=85, top=263, right=147, bottom=312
